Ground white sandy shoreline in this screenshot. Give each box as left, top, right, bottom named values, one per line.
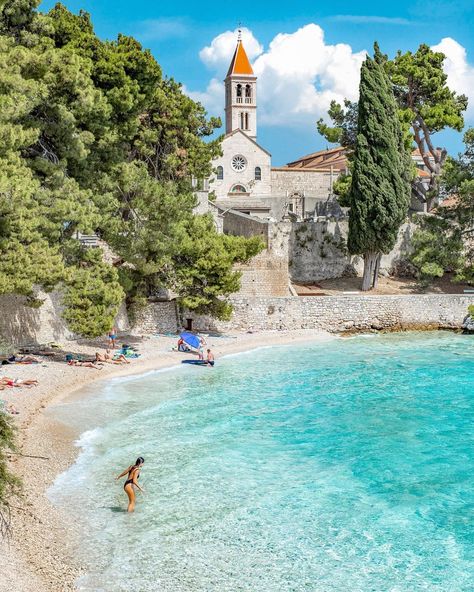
left=0, top=329, right=333, bottom=592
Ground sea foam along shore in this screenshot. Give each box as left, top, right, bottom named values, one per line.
left=0, top=329, right=333, bottom=592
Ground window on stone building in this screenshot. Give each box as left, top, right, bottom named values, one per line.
left=255, top=166, right=261, bottom=181
left=240, top=112, right=245, bottom=129
left=216, top=166, right=224, bottom=180
left=236, top=84, right=243, bottom=103
left=245, top=113, right=249, bottom=130
left=230, top=184, right=247, bottom=194
left=231, top=154, right=247, bottom=172
left=245, top=84, right=252, bottom=103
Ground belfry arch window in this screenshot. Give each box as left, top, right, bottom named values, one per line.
left=230, top=184, right=247, bottom=194
left=245, top=84, right=252, bottom=103
left=216, top=166, right=224, bottom=180
left=239, top=113, right=249, bottom=131
left=236, top=84, right=243, bottom=103
left=255, top=166, right=262, bottom=181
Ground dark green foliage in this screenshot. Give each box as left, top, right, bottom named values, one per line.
left=411, top=129, right=474, bottom=284
left=0, top=0, right=260, bottom=335
left=0, top=410, right=21, bottom=537
left=317, top=44, right=467, bottom=205
left=62, top=255, right=124, bottom=338
left=348, top=44, right=411, bottom=290
left=172, top=215, right=264, bottom=319
left=316, top=99, right=358, bottom=149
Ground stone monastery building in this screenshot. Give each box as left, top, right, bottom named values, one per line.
left=209, top=35, right=345, bottom=221
left=208, top=35, right=434, bottom=220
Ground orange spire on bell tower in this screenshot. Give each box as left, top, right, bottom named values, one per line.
left=224, top=30, right=257, bottom=139
left=226, top=31, right=254, bottom=77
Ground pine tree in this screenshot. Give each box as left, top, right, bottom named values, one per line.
left=348, top=44, right=411, bottom=291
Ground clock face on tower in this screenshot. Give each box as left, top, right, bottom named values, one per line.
left=231, top=154, right=247, bottom=172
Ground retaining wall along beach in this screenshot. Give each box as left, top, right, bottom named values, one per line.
left=2, top=292, right=473, bottom=345
left=186, top=294, right=474, bottom=333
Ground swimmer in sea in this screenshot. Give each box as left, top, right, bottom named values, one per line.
left=115, top=457, right=145, bottom=512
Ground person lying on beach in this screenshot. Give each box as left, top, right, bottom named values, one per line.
left=1, top=354, right=40, bottom=365
left=115, top=457, right=145, bottom=512
left=67, top=360, right=102, bottom=369
left=0, top=377, right=39, bottom=388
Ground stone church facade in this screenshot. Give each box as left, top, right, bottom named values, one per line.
left=209, top=36, right=345, bottom=221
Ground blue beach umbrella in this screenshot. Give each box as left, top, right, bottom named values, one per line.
left=180, top=332, right=201, bottom=350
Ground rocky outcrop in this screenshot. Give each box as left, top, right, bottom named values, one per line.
left=462, top=314, right=474, bottom=333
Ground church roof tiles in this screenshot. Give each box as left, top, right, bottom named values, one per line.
left=226, top=40, right=254, bottom=77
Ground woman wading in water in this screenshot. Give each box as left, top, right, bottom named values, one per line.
left=115, top=457, right=145, bottom=512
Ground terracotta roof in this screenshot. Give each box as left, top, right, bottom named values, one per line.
left=285, top=145, right=439, bottom=177
left=436, top=195, right=459, bottom=210
left=226, top=40, right=254, bottom=77
left=285, top=146, right=349, bottom=172
left=412, top=148, right=442, bottom=159
left=416, top=169, right=430, bottom=178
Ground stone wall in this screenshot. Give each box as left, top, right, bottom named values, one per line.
left=188, top=294, right=474, bottom=333
left=223, top=210, right=269, bottom=246
left=218, top=214, right=291, bottom=298
left=131, top=301, right=179, bottom=335
left=271, top=168, right=333, bottom=197
left=290, top=221, right=416, bottom=283
left=234, top=253, right=290, bottom=298
left=0, top=291, right=129, bottom=346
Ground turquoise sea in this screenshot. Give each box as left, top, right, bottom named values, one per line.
left=49, top=332, right=474, bottom=592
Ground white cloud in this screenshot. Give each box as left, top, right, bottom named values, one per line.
left=192, top=24, right=366, bottom=129
left=253, top=25, right=365, bottom=126
left=190, top=27, right=474, bottom=134
left=199, top=28, right=263, bottom=68
left=432, top=37, right=474, bottom=118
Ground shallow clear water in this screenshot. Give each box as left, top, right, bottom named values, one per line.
left=49, top=332, right=474, bottom=592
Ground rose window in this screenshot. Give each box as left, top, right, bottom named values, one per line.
left=231, top=155, right=247, bottom=172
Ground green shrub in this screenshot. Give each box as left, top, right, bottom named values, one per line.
left=0, top=411, right=21, bottom=538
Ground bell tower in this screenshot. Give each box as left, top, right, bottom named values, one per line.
left=224, top=32, right=257, bottom=140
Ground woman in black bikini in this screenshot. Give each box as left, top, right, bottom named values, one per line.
left=115, top=457, right=145, bottom=512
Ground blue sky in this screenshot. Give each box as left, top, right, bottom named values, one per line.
left=40, top=0, right=474, bottom=165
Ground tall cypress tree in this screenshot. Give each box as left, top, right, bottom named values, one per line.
left=348, top=44, right=411, bottom=291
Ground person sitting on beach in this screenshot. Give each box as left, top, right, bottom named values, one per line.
left=206, top=349, right=215, bottom=367
left=112, top=352, right=130, bottom=364
left=177, top=338, right=190, bottom=352
left=95, top=350, right=130, bottom=365
left=115, top=457, right=145, bottom=513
